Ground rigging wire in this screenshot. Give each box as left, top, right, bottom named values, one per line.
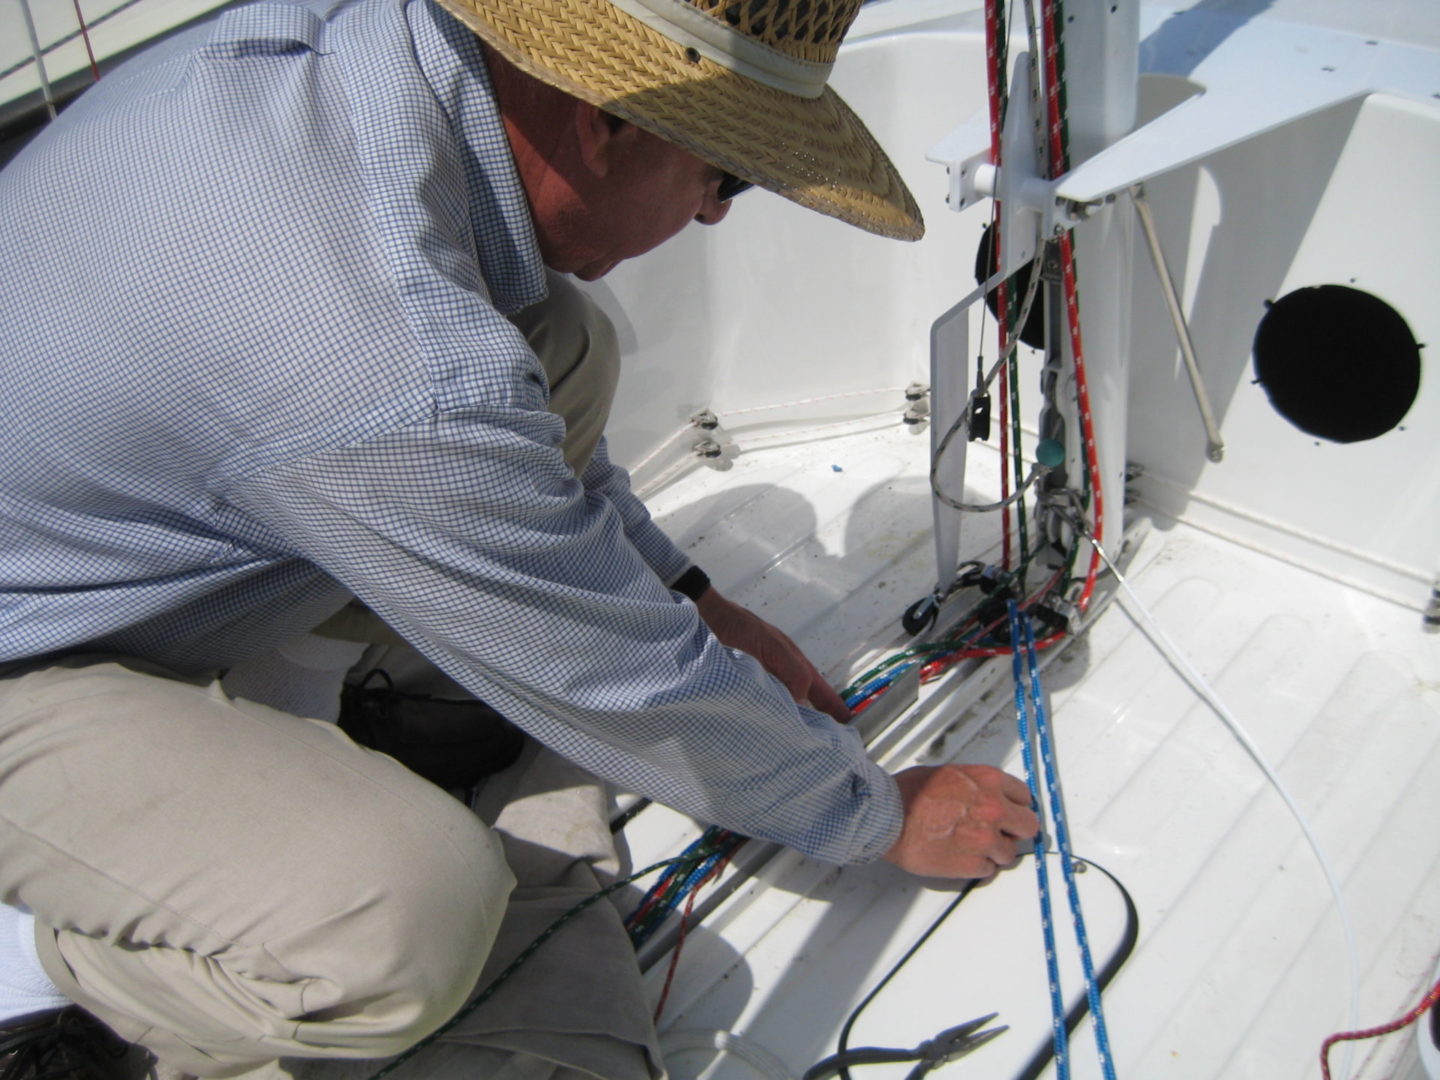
left=831, top=886, right=979, bottom=1080
left=1008, top=606, right=1069, bottom=1072
left=650, top=848, right=737, bottom=1022
left=627, top=829, right=746, bottom=950
left=850, top=557, right=1066, bottom=712
left=928, top=250, right=1046, bottom=514
left=930, top=0, right=1103, bottom=619
left=825, top=851, right=1138, bottom=1080
left=997, top=0, right=1033, bottom=577
left=2, top=0, right=129, bottom=88
left=15, top=0, right=58, bottom=120
left=1006, top=322, right=1030, bottom=586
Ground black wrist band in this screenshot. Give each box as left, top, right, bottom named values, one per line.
left=671, top=565, right=711, bottom=602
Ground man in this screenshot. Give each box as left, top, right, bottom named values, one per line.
left=0, top=0, right=1038, bottom=1076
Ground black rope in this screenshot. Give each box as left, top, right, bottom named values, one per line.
left=834, top=883, right=980, bottom=1080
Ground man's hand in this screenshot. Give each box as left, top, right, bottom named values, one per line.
left=694, top=588, right=851, bottom=723
left=884, top=764, right=1039, bottom=879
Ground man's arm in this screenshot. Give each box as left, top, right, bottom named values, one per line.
left=576, top=438, right=692, bottom=584
left=226, top=409, right=901, bottom=865
left=693, top=586, right=851, bottom=723
left=572, top=440, right=852, bottom=721
left=692, top=586, right=1039, bottom=878
left=229, top=406, right=1035, bottom=877
left=550, top=436, right=1038, bottom=877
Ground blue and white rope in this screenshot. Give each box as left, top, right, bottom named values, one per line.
left=1009, top=599, right=1118, bottom=1080
left=1009, top=602, right=1069, bottom=1074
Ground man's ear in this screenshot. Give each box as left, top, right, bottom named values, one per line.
left=572, top=101, right=627, bottom=178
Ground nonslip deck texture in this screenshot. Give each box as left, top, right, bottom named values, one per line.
left=639, top=421, right=1440, bottom=1080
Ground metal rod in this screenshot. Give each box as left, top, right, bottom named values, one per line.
left=17, top=0, right=59, bottom=120
left=1129, top=185, right=1225, bottom=462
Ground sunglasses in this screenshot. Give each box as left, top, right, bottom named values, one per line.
left=717, top=172, right=754, bottom=202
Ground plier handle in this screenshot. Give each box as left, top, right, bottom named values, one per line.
left=801, top=1013, right=1008, bottom=1080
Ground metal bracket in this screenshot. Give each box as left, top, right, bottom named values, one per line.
left=927, top=53, right=1090, bottom=256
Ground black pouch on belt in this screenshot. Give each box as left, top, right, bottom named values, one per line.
left=338, top=670, right=526, bottom=790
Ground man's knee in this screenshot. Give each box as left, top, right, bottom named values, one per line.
left=294, top=814, right=515, bottom=1053
left=1, top=660, right=516, bottom=1068
left=42, top=801, right=515, bottom=1074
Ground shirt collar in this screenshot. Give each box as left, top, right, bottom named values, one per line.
left=407, top=0, right=549, bottom=315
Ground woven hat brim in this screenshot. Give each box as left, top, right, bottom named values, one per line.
left=436, top=0, right=924, bottom=241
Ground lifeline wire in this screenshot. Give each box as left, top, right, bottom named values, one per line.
left=1069, top=514, right=1363, bottom=1080
left=1008, top=601, right=1117, bottom=1080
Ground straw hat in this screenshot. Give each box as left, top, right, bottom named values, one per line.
left=434, top=0, right=924, bottom=240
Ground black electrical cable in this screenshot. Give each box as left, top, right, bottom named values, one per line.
left=609, top=797, right=651, bottom=834
left=833, top=883, right=980, bottom=1080
left=825, top=854, right=1138, bottom=1080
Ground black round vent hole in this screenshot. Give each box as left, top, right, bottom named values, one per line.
left=1252, top=284, right=1420, bottom=443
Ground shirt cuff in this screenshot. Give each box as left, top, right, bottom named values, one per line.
left=847, top=764, right=905, bottom=863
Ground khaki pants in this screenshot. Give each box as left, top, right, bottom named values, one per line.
left=0, top=275, right=627, bottom=1077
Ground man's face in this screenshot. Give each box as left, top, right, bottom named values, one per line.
left=539, top=122, right=734, bottom=281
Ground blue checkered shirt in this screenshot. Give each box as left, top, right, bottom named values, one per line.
left=0, top=0, right=901, bottom=863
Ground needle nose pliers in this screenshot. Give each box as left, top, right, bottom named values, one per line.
left=801, top=1013, right=1009, bottom=1080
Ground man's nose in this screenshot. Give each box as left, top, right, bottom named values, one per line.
left=696, top=195, right=732, bottom=226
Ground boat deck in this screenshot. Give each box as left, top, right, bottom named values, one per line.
left=620, top=410, right=1440, bottom=1080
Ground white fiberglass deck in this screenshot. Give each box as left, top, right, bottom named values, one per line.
left=621, top=413, right=1440, bottom=1080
